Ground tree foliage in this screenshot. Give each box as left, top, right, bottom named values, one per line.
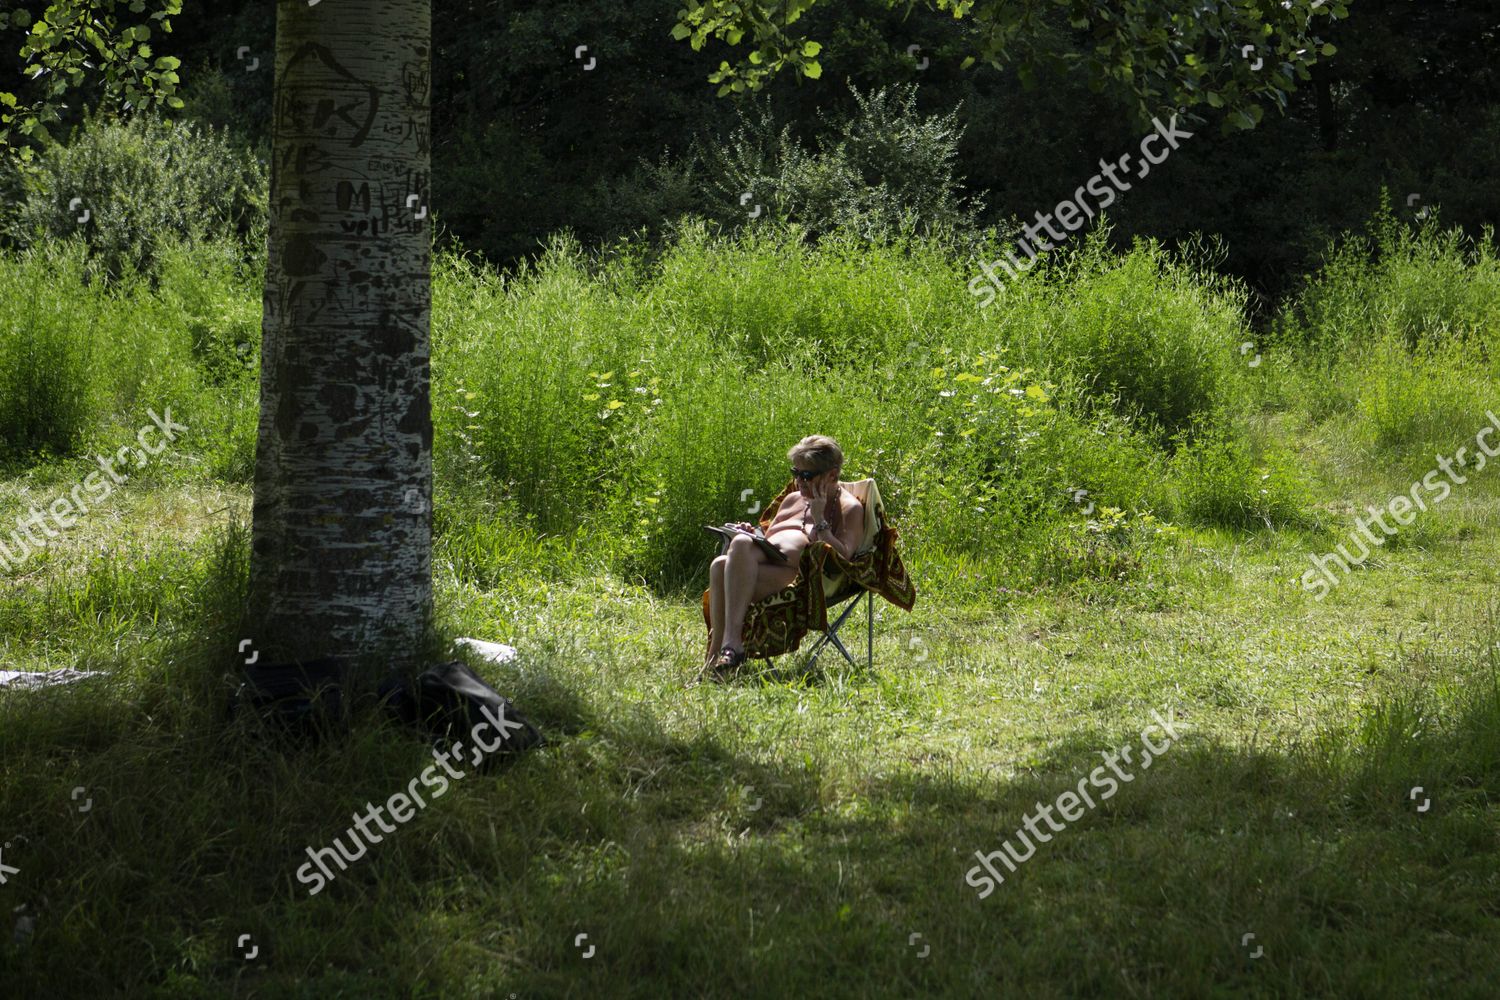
left=674, top=0, right=1349, bottom=127
left=1, top=0, right=183, bottom=163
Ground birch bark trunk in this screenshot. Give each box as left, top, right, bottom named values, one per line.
left=248, top=0, right=433, bottom=676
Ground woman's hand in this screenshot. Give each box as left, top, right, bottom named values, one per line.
left=805, top=477, right=827, bottom=519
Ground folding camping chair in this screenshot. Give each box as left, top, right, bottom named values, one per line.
left=701, top=477, right=917, bottom=670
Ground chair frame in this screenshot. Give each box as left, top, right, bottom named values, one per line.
left=802, top=587, right=875, bottom=670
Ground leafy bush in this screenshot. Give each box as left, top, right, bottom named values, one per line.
left=697, top=83, right=981, bottom=243
left=7, top=111, right=265, bottom=279
left=432, top=221, right=1219, bottom=585
left=153, top=239, right=263, bottom=387
left=1351, top=337, right=1495, bottom=461
left=1034, top=505, right=1176, bottom=579
left=0, top=237, right=256, bottom=473
left=20, top=198, right=1482, bottom=592
left=1285, top=192, right=1500, bottom=359
left=1028, top=232, right=1245, bottom=440
left=1170, top=424, right=1310, bottom=530
left=0, top=241, right=101, bottom=459
left=893, top=351, right=1066, bottom=549
left=646, top=221, right=968, bottom=371
left=1263, top=202, right=1500, bottom=467
left=434, top=236, right=654, bottom=532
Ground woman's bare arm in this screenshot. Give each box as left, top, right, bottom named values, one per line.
left=765, top=492, right=807, bottom=535
left=821, top=495, right=864, bottom=560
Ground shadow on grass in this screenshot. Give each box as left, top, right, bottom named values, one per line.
left=0, top=632, right=1496, bottom=997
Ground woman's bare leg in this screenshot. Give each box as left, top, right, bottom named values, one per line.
left=722, top=535, right=800, bottom=652
left=721, top=536, right=760, bottom=652
left=706, top=555, right=728, bottom=665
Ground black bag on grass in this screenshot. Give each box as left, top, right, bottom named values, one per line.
left=228, top=657, right=348, bottom=740
left=382, top=660, right=543, bottom=761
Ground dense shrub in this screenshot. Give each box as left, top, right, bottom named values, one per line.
left=1027, top=507, right=1179, bottom=590
left=1284, top=193, right=1500, bottom=359
left=0, top=238, right=256, bottom=471
left=0, top=242, right=102, bottom=458
left=1169, top=423, right=1311, bottom=530
left=646, top=222, right=968, bottom=370
left=153, top=239, right=263, bottom=387
left=1024, top=232, right=1246, bottom=440
left=694, top=83, right=981, bottom=244
left=1350, top=337, right=1495, bottom=460
left=10, top=200, right=1496, bottom=590
left=433, top=237, right=657, bottom=532
left=432, top=223, right=1200, bottom=584
left=6, top=111, right=266, bottom=279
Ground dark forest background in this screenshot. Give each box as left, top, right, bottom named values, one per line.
left=3, top=0, right=1497, bottom=303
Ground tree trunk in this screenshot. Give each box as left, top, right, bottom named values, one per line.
left=248, top=0, right=433, bottom=677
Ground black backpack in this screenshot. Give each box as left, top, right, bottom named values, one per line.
left=380, top=659, right=543, bottom=764
left=230, top=658, right=542, bottom=761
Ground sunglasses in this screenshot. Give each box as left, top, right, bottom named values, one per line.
left=791, top=467, right=825, bottom=482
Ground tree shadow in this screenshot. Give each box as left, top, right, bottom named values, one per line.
left=475, top=676, right=1500, bottom=996
left=2, top=643, right=1495, bottom=997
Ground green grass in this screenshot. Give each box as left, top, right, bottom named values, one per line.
left=1, top=219, right=1498, bottom=996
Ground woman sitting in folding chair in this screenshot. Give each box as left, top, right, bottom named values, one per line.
left=702, top=435, right=865, bottom=678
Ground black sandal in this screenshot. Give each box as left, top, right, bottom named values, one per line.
left=707, top=644, right=747, bottom=679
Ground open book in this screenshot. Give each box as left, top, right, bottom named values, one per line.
left=703, top=523, right=790, bottom=564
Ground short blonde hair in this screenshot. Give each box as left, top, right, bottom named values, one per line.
left=788, top=435, right=843, bottom=473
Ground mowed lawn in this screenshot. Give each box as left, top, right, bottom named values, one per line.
left=1, top=411, right=1497, bottom=998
